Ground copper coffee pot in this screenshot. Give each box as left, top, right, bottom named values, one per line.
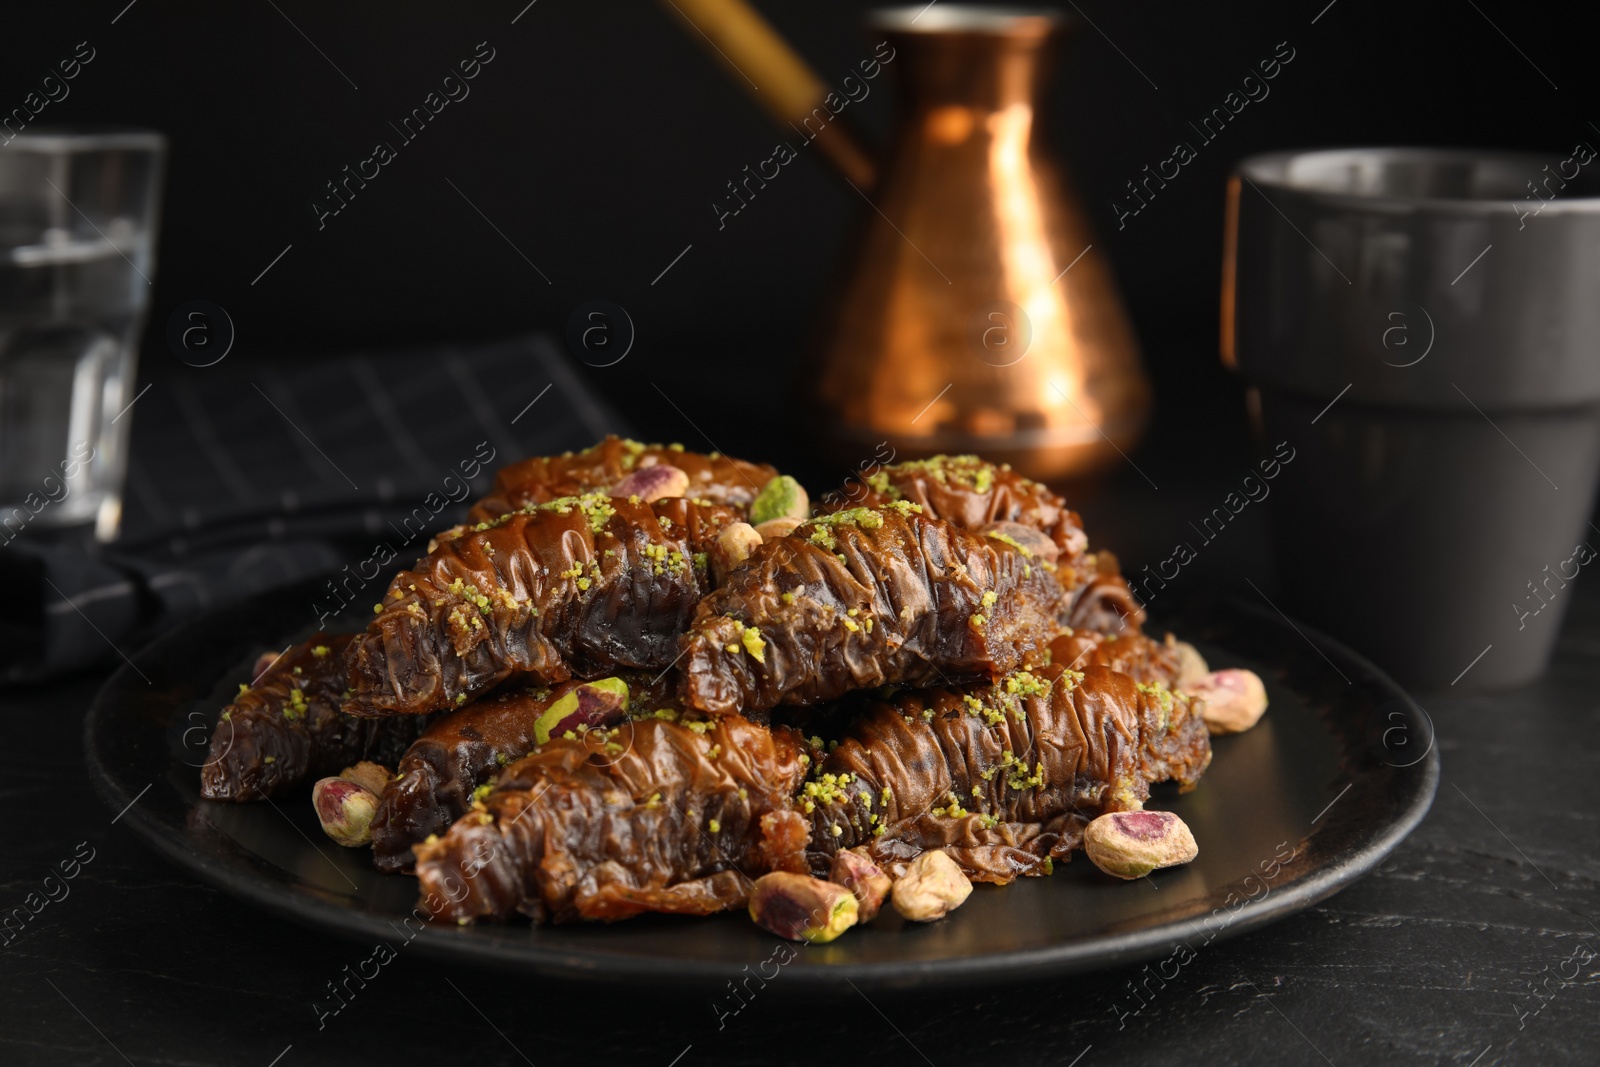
left=666, top=3, right=1150, bottom=481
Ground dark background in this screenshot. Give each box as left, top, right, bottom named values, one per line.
left=11, top=0, right=1597, bottom=594
left=6, top=6, right=1600, bottom=1065
left=8, top=0, right=1595, bottom=466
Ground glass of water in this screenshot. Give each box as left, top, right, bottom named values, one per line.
left=0, top=128, right=165, bottom=544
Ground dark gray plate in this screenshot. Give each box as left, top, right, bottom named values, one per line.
left=84, top=579, right=1436, bottom=989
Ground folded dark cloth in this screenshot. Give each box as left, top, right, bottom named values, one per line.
left=0, top=333, right=630, bottom=684
left=1, top=539, right=344, bottom=683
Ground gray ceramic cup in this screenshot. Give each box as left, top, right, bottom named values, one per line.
left=1223, top=147, right=1600, bottom=690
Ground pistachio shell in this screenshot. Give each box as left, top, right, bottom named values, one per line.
left=829, top=848, right=892, bottom=922
left=711, top=522, right=763, bottom=584
left=749, top=871, right=859, bottom=942
left=1188, top=669, right=1267, bottom=735
left=610, top=464, right=690, bottom=503
left=1172, top=640, right=1211, bottom=690
left=339, top=760, right=391, bottom=797
left=755, top=517, right=803, bottom=541
left=312, top=777, right=380, bottom=847
left=891, top=850, right=973, bottom=921
left=1084, top=809, right=1198, bottom=879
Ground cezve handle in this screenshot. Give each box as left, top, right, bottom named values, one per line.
left=660, top=0, right=878, bottom=189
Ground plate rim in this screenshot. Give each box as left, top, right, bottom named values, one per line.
left=84, top=582, right=1439, bottom=989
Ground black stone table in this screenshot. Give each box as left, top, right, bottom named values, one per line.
left=2, top=578, right=1597, bottom=1067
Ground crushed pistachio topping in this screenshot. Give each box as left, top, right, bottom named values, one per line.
left=1137, top=681, right=1176, bottom=716
left=733, top=622, right=765, bottom=663
left=618, top=438, right=647, bottom=469
left=311, top=645, right=331, bottom=658
left=1003, top=670, right=1052, bottom=698
left=801, top=773, right=855, bottom=812
left=890, top=454, right=1015, bottom=494
left=989, top=749, right=1046, bottom=790
left=447, top=577, right=494, bottom=615
left=281, top=685, right=308, bottom=721
left=642, top=542, right=687, bottom=576
left=708, top=818, right=721, bottom=834
left=966, top=694, right=1007, bottom=727
left=985, top=530, right=1031, bottom=556
left=811, top=506, right=884, bottom=531
left=447, top=605, right=485, bottom=635
left=718, top=619, right=766, bottom=663
left=471, top=783, right=493, bottom=804
left=525, top=492, right=617, bottom=534
left=1138, top=681, right=1178, bottom=731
